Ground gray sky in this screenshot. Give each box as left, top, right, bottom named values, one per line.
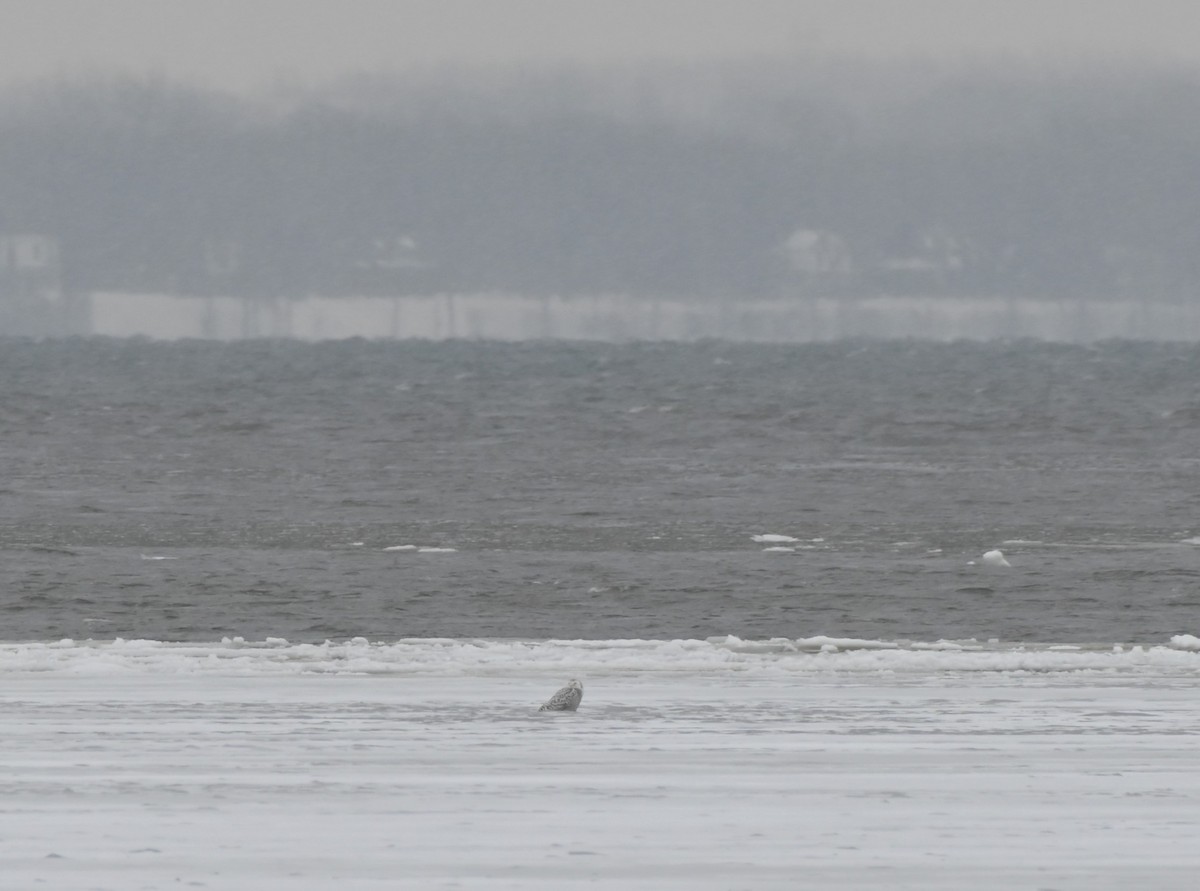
left=2, top=0, right=1199, bottom=93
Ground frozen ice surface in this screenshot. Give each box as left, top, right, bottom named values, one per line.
left=3, top=643, right=1200, bottom=889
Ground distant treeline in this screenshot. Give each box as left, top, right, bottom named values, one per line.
left=2, top=60, right=1199, bottom=300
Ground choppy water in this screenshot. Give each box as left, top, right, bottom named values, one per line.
left=4, top=337, right=1200, bottom=644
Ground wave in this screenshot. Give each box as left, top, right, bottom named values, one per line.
left=3, top=634, right=1199, bottom=678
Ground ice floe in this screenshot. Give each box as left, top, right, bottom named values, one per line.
left=981, top=548, right=1011, bottom=567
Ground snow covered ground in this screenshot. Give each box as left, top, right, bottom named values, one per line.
left=3, top=639, right=1199, bottom=889
left=88, top=291, right=1200, bottom=342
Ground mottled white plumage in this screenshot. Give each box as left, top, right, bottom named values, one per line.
left=538, top=679, right=583, bottom=712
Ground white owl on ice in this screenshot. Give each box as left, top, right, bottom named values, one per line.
left=538, top=679, right=583, bottom=712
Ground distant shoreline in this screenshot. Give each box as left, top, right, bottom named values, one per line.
left=79, top=291, right=1200, bottom=342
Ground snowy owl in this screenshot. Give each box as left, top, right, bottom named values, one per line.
left=538, top=679, right=583, bottom=712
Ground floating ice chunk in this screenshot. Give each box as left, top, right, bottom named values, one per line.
left=981, top=549, right=1011, bottom=567
left=418, top=547, right=457, bottom=553
left=383, top=545, right=418, bottom=551
left=1169, top=634, right=1200, bottom=650
left=139, top=554, right=178, bottom=561
left=761, top=546, right=795, bottom=553
left=752, top=534, right=799, bottom=543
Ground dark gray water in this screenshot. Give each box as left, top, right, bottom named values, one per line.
left=4, top=337, right=1200, bottom=643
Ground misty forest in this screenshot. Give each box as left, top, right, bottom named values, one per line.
left=1, top=58, right=1199, bottom=302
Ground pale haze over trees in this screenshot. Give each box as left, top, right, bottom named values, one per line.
left=1, top=59, right=1199, bottom=302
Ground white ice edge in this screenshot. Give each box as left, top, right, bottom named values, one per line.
left=1, top=634, right=1198, bottom=677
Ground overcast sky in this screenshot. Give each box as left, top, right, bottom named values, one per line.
left=2, top=0, right=1199, bottom=93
